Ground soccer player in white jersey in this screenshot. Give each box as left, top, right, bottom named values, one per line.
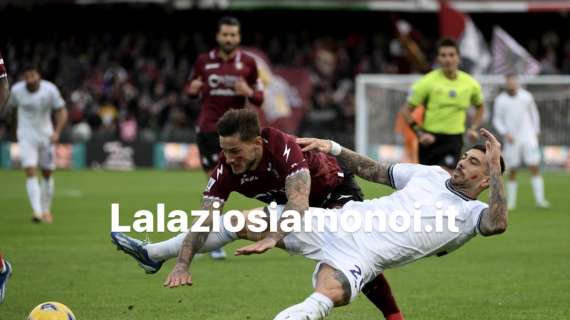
left=493, top=74, right=549, bottom=210
left=6, top=65, right=67, bottom=223
left=156, top=128, right=507, bottom=319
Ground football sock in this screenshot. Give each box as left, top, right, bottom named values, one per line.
left=273, top=292, right=333, bottom=320
left=40, top=176, right=54, bottom=213
left=362, top=274, right=403, bottom=319
left=0, top=255, right=4, bottom=273
left=26, top=177, right=42, bottom=217
left=507, top=181, right=517, bottom=209
left=531, top=175, right=545, bottom=204
left=146, top=226, right=238, bottom=262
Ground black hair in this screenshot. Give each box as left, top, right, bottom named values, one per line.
left=218, top=16, right=240, bottom=30
left=470, top=144, right=506, bottom=175
left=436, top=37, right=460, bottom=55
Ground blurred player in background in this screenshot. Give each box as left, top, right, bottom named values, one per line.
left=493, top=74, right=549, bottom=209
left=186, top=16, right=264, bottom=259
left=6, top=64, right=67, bottom=223
left=401, top=38, right=484, bottom=171
left=112, top=109, right=405, bottom=320
left=394, top=105, right=424, bottom=163
left=0, top=51, right=13, bottom=304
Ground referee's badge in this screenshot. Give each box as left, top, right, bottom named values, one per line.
left=449, top=89, right=457, bottom=97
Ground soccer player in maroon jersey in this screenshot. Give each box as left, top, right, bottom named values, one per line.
left=112, top=110, right=404, bottom=320
left=187, top=16, right=264, bottom=260
left=0, top=51, right=8, bottom=108
left=0, top=51, right=12, bottom=304
left=187, top=16, right=264, bottom=176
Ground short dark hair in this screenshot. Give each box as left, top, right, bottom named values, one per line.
left=437, top=37, right=460, bottom=55
left=21, top=63, right=39, bottom=73
left=217, top=109, right=260, bottom=141
left=218, top=16, right=240, bottom=30
left=470, top=144, right=506, bottom=174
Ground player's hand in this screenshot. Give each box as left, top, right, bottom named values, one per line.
left=163, top=263, right=193, bottom=288
left=480, top=128, right=502, bottom=168
left=296, top=138, right=332, bottom=154
left=504, top=133, right=514, bottom=144
left=418, top=132, right=435, bottom=146
left=467, top=128, right=479, bottom=143
left=187, top=77, right=203, bottom=95
left=235, top=236, right=278, bottom=256
left=234, top=77, right=253, bottom=97
left=50, top=132, right=60, bottom=144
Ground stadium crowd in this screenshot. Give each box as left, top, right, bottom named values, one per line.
left=1, top=28, right=569, bottom=145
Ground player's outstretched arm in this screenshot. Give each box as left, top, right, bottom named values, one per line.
left=235, top=170, right=311, bottom=256
left=164, top=198, right=223, bottom=288
left=297, top=138, right=391, bottom=186
left=478, top=128, right=508, bottom=236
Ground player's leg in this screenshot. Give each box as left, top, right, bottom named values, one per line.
left=273, top=264, right=349, bottom=320
left=38, top=141, right=56, bottom=223
left=111, top=208, right=263, bottom=273
left=0, top=253, right=12, bottom=304
left=362, top=275, right=404, bottom=320
left=20, top=140, right=42, bottom=222
left=325, top=163, right=404, bottom=319
left=503, top=142, right=520, bottom=210
left=196, top=131, right=226, bottom=259
left=524, top=143, right=549, bottom=208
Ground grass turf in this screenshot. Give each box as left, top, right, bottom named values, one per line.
left=0, top=169, right=568, bottom=319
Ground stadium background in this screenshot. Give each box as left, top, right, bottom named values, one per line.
left=1, top=1, right=569, bottom=319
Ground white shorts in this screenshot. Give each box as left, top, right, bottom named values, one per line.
left=503, top=142, right=541, bottom=168
left=18, top=138, right=56, bottom=170
left=278, top=206, right=377, bottom=302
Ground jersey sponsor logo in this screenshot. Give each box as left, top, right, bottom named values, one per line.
left=208, top=74, right=239, bottom=88
left=240, top=175, right=259, bottom=185
left=205, top=63, right=220, bottom=70
left=283, top=145, right=291, bottom=162
left=210, top=89, right=237, bottom=96
left=205, top=177, right=216, bottom=192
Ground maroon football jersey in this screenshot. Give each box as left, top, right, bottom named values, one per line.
left=0, top=51, right=6, bottom=79
left=189, top=48, right=264, bottom=133
left=203, top=127, right=344, bottom=207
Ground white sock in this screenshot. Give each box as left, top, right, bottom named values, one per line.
left=26, top=177, right=42, bottom=217
left=507, top=181, right=517, bottom=208
left=146, top=227, right=238, bottom=262
left=531, top=175, right=546, bottom=204
left=273, top=292, right=334, bottom=320
left=40, top=176, right=54, bottom=213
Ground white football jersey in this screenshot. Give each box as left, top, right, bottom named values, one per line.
left=493, top=89, right=540, bottom=144
left=343, top=164, right=488, bottom=272
left=7, top=80, right=65, bottom=141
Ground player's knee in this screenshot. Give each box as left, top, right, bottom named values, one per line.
left=24, top=167, right=36, bottom=177
left=41, top=169, right=52, bottom=179
left=315, top=265, right=352, bottom=306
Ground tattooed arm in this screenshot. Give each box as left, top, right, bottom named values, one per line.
left=234, top=170, right=311, bottom=256
left=477, top=129, right=508, bottom=236
left=296, top=137, right=392, bottom=187
left=163, top=198, right=224, bottom=287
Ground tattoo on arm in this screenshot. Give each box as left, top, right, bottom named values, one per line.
left=337, top=147, right=391, bottom=185
left=176, top=198, right=223, bottom=266
left=273, top=169, right=311, bottom=239
left=479, top=167, right=508, bottom=236
left=332, top=269, right=352, bottom=306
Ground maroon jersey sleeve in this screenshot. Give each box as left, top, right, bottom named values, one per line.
left=0, top=51, right=6, bottom=79
left=265, top=128, right=309, bottom=178
left=244, top=55, right=264, bottom=106
left=185, top=54, right=206, bottom=98
left=202, top=160, right=234, bottom=203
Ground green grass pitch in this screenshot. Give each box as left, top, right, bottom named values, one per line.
left=0, top=169, right=569, bottom=319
